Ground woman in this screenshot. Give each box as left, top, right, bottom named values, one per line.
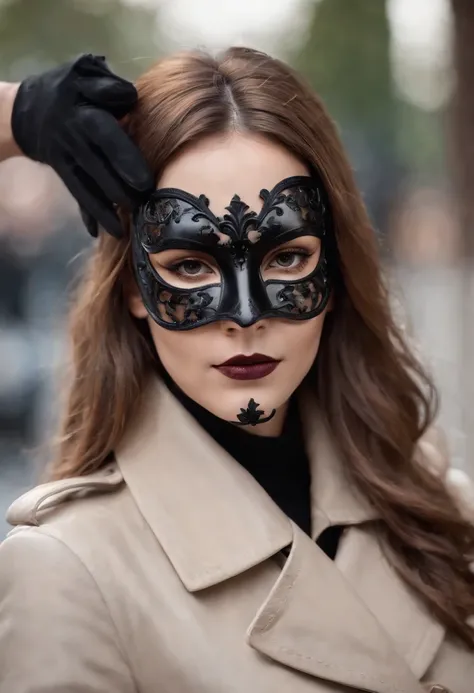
left=0, top=49, right=473, bottom=693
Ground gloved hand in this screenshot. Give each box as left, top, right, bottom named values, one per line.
left=11, top=54, right=154, bottom=238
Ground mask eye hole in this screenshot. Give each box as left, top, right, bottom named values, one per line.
left=150, top=249, right=220, bottom=289
left=262, top=236, right=321, bottom=281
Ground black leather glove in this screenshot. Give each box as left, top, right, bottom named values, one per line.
left=11, top=54, right=154, bottom=238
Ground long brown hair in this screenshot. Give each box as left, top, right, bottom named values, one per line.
left=52, top=48, right=474, bottom=647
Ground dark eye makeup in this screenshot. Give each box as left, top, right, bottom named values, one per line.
left=171, top=259, right=211, bottom=277
left=163, top=247, right=315, bottom=283
left=268, top=248, right=312, bottom=271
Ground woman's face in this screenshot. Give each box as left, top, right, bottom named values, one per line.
left=129, top=132, right=330, bottom=435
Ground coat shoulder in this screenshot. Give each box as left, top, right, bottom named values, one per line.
left=0, top=516, right=136, bottom=692
left=5, top=462, right=125, bottom=530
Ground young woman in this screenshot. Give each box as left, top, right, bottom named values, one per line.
left=0, top=49, right=473, bottom=693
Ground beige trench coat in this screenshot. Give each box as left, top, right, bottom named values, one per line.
left=0, top=379, right=473, bottom=693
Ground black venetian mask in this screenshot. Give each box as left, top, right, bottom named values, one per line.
left=131, top=175, right=333, bottom=330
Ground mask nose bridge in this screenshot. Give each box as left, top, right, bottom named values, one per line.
left=220, top=252, right=276, bottom=328
left=216, top=243, right=274, bottom=328
left=231, top=265, right=258, bottom=327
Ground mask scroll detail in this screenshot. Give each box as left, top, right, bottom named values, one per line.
left=132, top=175, right=333, bottom=330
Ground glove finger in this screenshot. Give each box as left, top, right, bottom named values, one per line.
left=80, top=207, right=99, bottom=238
left=79, top=108, right=154, bottom=194
left=75, top=54, right=138, bottom=118
left=62, top=128, right=139, bottom=211
left=79, top=76, right=137, bottom=119
left=56, top=158, right=124, bottom=238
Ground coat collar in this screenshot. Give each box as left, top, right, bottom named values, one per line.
left=115, top=377, right=378, bottom=591
left=115, top=377, right=293, bottom=592
left=298, top=389, right=380, bottom=538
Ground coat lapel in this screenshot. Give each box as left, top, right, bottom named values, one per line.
left=299, top=389, right=444, bottom=685
left=247, top=523, right=425, bottom=693
left=115, top=378, right=293, bottom=591
left=336, top=525, right=445, bottom=680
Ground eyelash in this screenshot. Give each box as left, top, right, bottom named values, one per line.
left=167, top=248, right=312, bottom=281
left=168, top=259, right=214, bottom=280
left=269, top=248, right=311, bottom=271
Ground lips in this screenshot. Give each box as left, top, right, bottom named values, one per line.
left=214, top=353, right=281, bottom=381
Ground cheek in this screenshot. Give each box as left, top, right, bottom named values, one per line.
left=280, top=315, right=325, bottom=363
left=147, top=320, right=209, bottom=381
left=148, top=322, right=187, bottom=363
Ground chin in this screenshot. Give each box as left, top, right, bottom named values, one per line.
left=212, top=383, right=286, bottom=421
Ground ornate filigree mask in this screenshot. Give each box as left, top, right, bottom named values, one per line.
left=132, top=175, right=333, bottom=330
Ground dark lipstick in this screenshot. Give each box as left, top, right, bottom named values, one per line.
left=214, top=353, right=280, bottom=381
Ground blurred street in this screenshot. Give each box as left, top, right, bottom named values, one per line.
left=0, top=446, right=32, bottom=537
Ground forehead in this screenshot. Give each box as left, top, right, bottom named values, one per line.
left=156, top=132, right=309, bottom=216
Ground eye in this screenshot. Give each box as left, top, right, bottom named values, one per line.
left=152, top=250, right=220, bottom=289
left=170, top=259, right=213, bottom=278
left=268, top=249, right=311, bottom=271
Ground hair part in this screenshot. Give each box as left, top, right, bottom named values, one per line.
left=51, top=47, right=474, bottom=647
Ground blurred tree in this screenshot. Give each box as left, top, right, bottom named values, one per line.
left=0, top=0, right=161, bottom=81
left=294, top=0, right=393, bottom=131
left=451, top=0, right=474, bottom=259
left=293, top=0, right=398, bottom=238
left=292, top=0, right=446, bottom=242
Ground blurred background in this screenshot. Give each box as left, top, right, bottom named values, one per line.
left=0, top=0, right=473, bottom=535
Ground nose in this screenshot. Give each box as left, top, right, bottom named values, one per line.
left=219, top=315, right=266, bottom=334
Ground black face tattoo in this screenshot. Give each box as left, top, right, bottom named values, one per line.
left=231, top=398, right=276, bottom=427
left=131, top=175, right=333, bottom=331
